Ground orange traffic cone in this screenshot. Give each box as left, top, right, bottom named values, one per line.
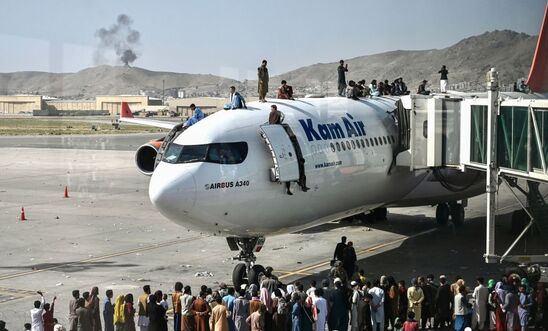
left=64, top=186, right=69, bottom=198
left=20, top=207, right=26, bottom=221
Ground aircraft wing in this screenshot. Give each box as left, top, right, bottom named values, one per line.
left=119, top=102, right=179, bottom=130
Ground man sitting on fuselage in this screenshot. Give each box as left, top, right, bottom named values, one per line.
left=183, top=104, right=205, bottom=128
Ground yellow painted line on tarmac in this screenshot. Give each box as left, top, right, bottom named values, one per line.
left=278, top=228, right=437, bottom=280
left=276, top=270, right=314, bottom=277
left=0, top=236, right=205, bottom=281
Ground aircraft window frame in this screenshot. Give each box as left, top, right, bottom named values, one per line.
left=351, top=140, right=356, bottom=149
left=330, top=143, right=335, bottom=152
left=346, top=141, right=351, bottom=150
left=342, top=141, right=346, bottom=151
left=336, top=142, right=341, bottom=152
left=162, top=143, right=184, bottom=163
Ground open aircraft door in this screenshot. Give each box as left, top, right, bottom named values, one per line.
left=259, top=124, right=301, bottom=182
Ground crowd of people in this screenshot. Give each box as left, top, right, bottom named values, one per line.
left=181, top=59, right=451, bottom=127
left=339, top=61, right=448, bottom=99
left=8, top=238, right=548, bottom=331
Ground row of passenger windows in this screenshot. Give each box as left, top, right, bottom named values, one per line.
left=329, top=135, right=396, bottom=153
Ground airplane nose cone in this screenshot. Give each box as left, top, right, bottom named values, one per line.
left=149, top=163, right=197, bottom=218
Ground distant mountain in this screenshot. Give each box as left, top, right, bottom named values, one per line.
left=0, top=30, right=537, bottom=98
left=274, top=30, right=536, bottom=94
left=0, top=65, right=240, bottom=99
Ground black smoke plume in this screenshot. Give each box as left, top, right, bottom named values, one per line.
left=95, top=14, right=140, bottom=65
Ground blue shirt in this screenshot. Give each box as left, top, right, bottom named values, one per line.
left=184, top=108, right=204, bottom=127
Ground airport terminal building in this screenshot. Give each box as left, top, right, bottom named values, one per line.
left=0, top=95, right=258, bottom=117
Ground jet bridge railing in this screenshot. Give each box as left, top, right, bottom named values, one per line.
left=460, top=98, right=548, bottom=183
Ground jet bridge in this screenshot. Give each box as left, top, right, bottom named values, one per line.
left=395, top=68, right=548, bottom=266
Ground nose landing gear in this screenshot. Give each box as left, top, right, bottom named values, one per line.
left=227, top=237, right=266, bottom=289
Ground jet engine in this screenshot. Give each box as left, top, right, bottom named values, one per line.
left=135, top=139, right=163, bottom=176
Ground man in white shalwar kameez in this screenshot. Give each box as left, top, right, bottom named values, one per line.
left=313, top=288, right=328, bottom=331
left=369, top=280, right=385, bottom=331
left=473, top=277, right=489, bottom=330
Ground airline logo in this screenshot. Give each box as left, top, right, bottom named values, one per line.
left=298, top=113, right=366, bottom=142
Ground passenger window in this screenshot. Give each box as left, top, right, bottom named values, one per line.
left=365, top=139, right=369, bottom=147
left=370, top=138, right=374, bottom=146
left=330, top=143, right=335, bottom=152
left=336, top=142, right=341, bottom=152
left=351, top=140, right=356, bottom=149
left=346, top=141, right=351, bottom=150
left=374, top=137, right=379, bottom=146
left=356, top=140, right=360, bottom=148
left=342, top=142, right=346, bottom=151
left=383, top=136, right=388, bottom=144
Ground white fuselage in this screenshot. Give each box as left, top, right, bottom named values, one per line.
left=148, top=97, right=484, bottom=237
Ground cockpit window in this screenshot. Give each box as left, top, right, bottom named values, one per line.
left=162, top=142, right=248, bottom=165
left=163, top=143, right=183, bottom=163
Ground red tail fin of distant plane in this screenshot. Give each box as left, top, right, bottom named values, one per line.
left=527, top=2, right=548, bottom=93
left=120, top=102, right=134, bottom=118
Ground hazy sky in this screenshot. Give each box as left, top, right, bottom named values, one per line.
left=0, top=0, right=545, bottom=80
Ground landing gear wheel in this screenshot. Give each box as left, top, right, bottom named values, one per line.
left=450, top=203, right=465, bottom=226
left=247, top=264, right=265, bottom=286
left=436, top=203, right=450, bottom=226
left=232, top=263, right=247, bottom=290
left=511, top=209, right=528, bottom=233
left=373, top=208, right=388, bottom=221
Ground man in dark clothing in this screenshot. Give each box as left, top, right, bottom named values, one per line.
left=268, top=105, right=282, bottom=125
left=343, top=241, right=357, bottom=279
left=363, top=293, right=373, bottom=331
left=328, top=280, right=349, bottom=331
left=417, top=80, right=430, bottom=95
left=420, top=275, right=438, bottom=329
left=333, top=236, right=347, bottom=262
left=435, top=275, right=452, bottom=328
left=0, top=320, right=7, bottom=331
left=439, top=65, right=449, bottom=92
left=103, top=290, right=114, bottom=331
left=337, top=60, right=348, bottom=96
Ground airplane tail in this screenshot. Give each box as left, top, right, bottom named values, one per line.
left=120, top=102, right=134, bottom=118
left=526, top=2, right=548, bottom=93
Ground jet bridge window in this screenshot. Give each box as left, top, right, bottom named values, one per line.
left=162, top=142, right=248, bottom=165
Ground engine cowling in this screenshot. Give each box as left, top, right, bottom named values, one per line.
left=135, top=139, right=163, bottom=176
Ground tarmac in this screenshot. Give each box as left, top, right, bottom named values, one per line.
left=0, top=134, right=545, bottom=329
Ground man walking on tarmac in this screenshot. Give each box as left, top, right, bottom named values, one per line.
left=333, top=236, right=347, bottom=263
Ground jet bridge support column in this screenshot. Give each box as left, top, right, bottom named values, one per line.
left=485, top=68, right=500, bottom=263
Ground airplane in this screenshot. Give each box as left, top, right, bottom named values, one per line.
left=119, top=4, right=548, bottom=289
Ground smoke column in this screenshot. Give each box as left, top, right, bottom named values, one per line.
left=95, top=14, right=140, bottom=65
